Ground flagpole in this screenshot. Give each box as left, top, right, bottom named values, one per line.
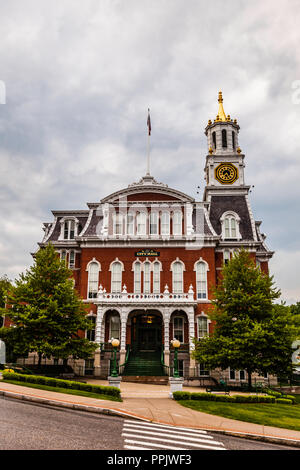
left=147, top=108, right=151, bottom=176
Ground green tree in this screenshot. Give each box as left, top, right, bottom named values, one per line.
left=192, top=249, right=300, bottom=389
left=0, top=275, right=12, bottom=328
left=291, top=302, right=300, bottom=315
left=0, top=244, right=97, bottom=367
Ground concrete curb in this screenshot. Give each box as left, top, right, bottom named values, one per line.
left=1, top=388, right=300, bottom=449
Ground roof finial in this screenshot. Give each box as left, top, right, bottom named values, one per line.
left=217, top=90, right=227, bottom=122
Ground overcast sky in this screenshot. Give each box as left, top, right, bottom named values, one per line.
left=0, top=0, right=299, bottom=304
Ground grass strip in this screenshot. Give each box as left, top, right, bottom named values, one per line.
left=177, top=400, right=300, bottom=432
left=2, top=379, right=122, bottom=402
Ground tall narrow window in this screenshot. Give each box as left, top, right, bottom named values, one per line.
left=69, top=250, right=75, bottom=269
left=150, top=212, right=158, bottom=235
left=173, top=211, right=182, bottom=235
left=109, top=314, right=120, bottom=340
left=197, top=316, right=208, bottom=338
left=232, top=131, right=236, bottom=150
left=137, top=212, right=146, bottom=236
left=172, top=261, right=183, bottom=293
left=111, top=262, right=122, bottom=293
left=86, top=316, right=96, bottom=342
left=161, top=211, right=170, bottom=235
left=134, top=262, right=141, bottom=293
left=212, top=131, right=216, bottom=150
left=64, top=220, right=75, bottom=240
left=224, top=249, right=231, bottom=265
left=153, top=261, right=160, bottom=294
left=222, top=129, right=227, bottom=148
left=126, top=214, right=134, bottom=235
left=224, top=216, right=237, bottom=238
left=113, top=214, right=123, bottom=235
left=143, top=261, right=151, bottom=293
left=173, top=316, right=184, bottom=342
left=196, top=261, right=207, bottom=299
left=87, top=262, right=99, bottom=299
left=61, top=250, right=66, bottom=263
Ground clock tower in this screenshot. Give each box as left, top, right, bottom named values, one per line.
left=202, top=92, right=273, bottom=269
left=203, top=91, right=247, bottom=199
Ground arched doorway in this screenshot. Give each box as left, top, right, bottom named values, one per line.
left=129, top=310, right=163, bottom=353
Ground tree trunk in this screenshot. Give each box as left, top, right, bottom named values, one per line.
left=247, top=370, right=252, bottom=391
left=38, top=353, right=42, bottom=368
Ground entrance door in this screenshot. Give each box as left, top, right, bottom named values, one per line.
left=131, top=313, right=162, bottom=352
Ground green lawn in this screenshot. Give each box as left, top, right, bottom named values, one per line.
left=177, top=399, right=300, bottom=432
left=2, top=379, right=122, bottom=402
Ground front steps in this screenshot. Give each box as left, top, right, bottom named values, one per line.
left=121, top=375, right=169, bottom=385
left=122, top=351, right=167, bottom=379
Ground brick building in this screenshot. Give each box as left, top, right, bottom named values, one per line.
left=37, top=92, right=274, bottom=384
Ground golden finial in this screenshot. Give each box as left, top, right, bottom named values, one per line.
left=237, top=147, right=241, bottom=154
left=234, top=119, right=237, bottom=124
left=226, top=115, right=231, bottom=121
left=208, top=119, right=212, bottom=125
left=209, top=147, right=213, bottom=154
left=217, top=91, right=227, bottom=121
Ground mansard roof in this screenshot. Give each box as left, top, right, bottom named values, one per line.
left=100, top=175, right=195, bottom=204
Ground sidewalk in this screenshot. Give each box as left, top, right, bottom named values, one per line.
left=1, top=377, right=300, bottom=448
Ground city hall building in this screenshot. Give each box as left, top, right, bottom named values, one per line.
left=37, top=92, right=274, bottom=384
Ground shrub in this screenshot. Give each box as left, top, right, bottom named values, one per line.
left=286, top=395, right=296, bottom=404
left=2, top=371, right=120, bottom=398
left=275, top=398, right=293, bottom=405
left=173, top=391, right=191, bottom=401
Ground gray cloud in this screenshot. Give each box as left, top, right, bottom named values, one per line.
left=0, top=0, right=299, bottom=303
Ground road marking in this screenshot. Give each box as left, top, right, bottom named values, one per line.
left=122, top=420, right=226, bottom=451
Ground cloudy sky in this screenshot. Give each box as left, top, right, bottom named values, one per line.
left=0, top=0, right=299, bottom=304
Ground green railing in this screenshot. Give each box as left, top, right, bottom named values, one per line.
left=119, top=348, right=130, bottom=375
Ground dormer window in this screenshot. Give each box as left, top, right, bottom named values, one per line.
left=220, top=211, right=241, bottom=240
left=137, top=212, right=147, bottom=236
left=150, top=212, right=158, bottom=235
left=173, top=211, right=182, bottom=236
left=161, top=211, right=170, bottom=236
left=113, top=214, right=123, bottom=235
left=64, top=220, right=75, bottom=240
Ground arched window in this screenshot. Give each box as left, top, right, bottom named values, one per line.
left=172, top=261, right=184, bottom=293
left=143, top=261, right=151, bottom=294
left=232, top=131, right=236, bottom=150
left=109, top=314, right=120, bottom=340
left=212, top=131, right=216, bottom=150
left=222, top=129, right=227, bottom=148
left=69, top=250, right=75, bottom=269
left=220, top=212, right=241, bottom=240
left=64, top=219, right=75, bottom=240
left=86, top=316, right=96, bottom=341
left=197, top=316, right=209, bottom=338
left=153, top=261, right=160, bottom=294
left=161, top=211, right=170, bottom=235
left=195, top=261, right=208, bottom=299
left=224, top=249, right=231, bottom=265
left=87, top=261, right=100, bottom=299
left=134, top=261, right=141, bottom=293
left=173, top=211, right=182, bottom=235
left=111, top=261, right=122, bottom=293
left=137, top=212, right=147, bottom=236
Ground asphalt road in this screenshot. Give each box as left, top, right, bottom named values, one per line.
left=0, top=396, right=299, bottom=452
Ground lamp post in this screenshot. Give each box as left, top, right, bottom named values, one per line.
left=171, top=339, right=181, bottom=378
left=110, top=338, right=120, bottom=377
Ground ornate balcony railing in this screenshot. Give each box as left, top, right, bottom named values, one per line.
left=95, top=284, right=196, bottom=303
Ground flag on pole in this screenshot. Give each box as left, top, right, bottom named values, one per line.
left=147, top=108, right=151, bottom=136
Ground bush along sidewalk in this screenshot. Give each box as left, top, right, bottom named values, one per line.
left=173, top=391, right=295, bottom=405
left=1, top=370, right=121, bottom=400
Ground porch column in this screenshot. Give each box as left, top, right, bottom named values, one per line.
left=94, top=306, right=105, bottom=376
left=95, top=306, right=105, bottom=344
left=187, top=308, right=196, bottom=377
left=120, top=307, right=129, bottom=363
left=163, top=308, right=171, bottom=367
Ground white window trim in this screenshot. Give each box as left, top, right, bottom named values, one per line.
left=193, top=258, right=209, bottom=300
left=86, top=258, right=101, bottom=299
left=196, top=313, right=210, bottom=338
left=161, top=211, right=170, bottom=236
left=58, top=216, right=79, bottom=241
left=173, top=315, right=185, bottom=343
left=113, top=213, right=123, bottom=236
left=172, top=210, right=182, bottom=236
left=220, top=211, right=241, bottom=240
left=170, top=258, right=185, bottom=294
left=109, top=259, right=124, bottom=293
left=136, top=211, right=147, bottom=236
left=152, top=260, right=161, bottom=294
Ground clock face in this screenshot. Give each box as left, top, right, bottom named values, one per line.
left=215, top=163, right=238, bottom=184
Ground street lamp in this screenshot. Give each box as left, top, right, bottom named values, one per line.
left=171, top=339, right=181, bottom=378
left=110, top=338, right=120, bottom=377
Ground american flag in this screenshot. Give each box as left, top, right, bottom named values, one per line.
left=147, top=108, right=151, bottom=136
